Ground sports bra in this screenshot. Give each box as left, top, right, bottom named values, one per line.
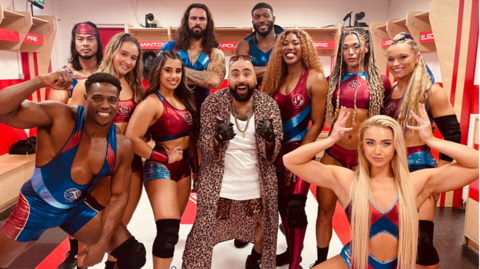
left=30, top=106, right=117, bottom=209
left=147, top=92, right=194, bottom=142
left=113, top=98, right=137, bottom=123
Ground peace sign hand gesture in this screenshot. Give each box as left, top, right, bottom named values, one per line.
left=329, top=107, right=353, bottom=142
left=406, top=103, right=434, bottom=143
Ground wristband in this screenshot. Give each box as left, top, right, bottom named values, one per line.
left=189, top=156, right=199, bottom=173
left=150, top=149, right=169, bottom=164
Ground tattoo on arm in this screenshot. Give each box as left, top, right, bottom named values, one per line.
left=185, top=49, right=226, bottom=89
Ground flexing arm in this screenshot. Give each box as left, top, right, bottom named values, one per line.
left=185, top=48, right=226, bottom=89
left=0, top=71, right=82, bottom=129
left=409, top=104, right=478, bottom=202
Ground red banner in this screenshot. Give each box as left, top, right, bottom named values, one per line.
left=0, top=28, right=20, bottom=42
left=382, top=38, right=392, bottom=48
left=139, top=40, right=167, bottom=49
left=219, top=41, right=238, bottom=50
left=23, top=33, right=44, bottom=45
left=420, top=30, right=434, bottom=43
left=313, top=41, right=335, bottom=49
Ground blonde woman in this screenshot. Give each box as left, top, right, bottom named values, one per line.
left=284, top=106, right=478, bottom=269
left=70, top=32, right=144, bottom=269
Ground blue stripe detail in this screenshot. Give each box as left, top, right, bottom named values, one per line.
left=341, top=72, right=367, bottom=82
left=282, top=104, right=311, bottom=132
left=154, top=91, right=165, bottom=101
left=31, top=167, right=72, bottom=209
left=407, top=151, right=438, bottom=170
left=284, top=128, right=308, bottom=144
left=197, top=53, right=210, bottom=70
left=368, top=255, right=398, bottom=269
left=159, top=41, right=175, bottom=54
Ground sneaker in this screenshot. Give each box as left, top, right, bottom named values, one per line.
left=57, top=251, right=77, bottom=269
left=234, top=239, right=249, bottom=249
left=245, top=255, right=261, bottom=269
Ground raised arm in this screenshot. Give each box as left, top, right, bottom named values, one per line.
left=283, top=107, right=355, bottom=205
left=409, top=104, right=479, bottom=202
left=185, top=48, right=226, bottom=89
left=0, top=71, right=83, bottom=129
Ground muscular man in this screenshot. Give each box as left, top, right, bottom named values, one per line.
left=49, top=21, right=103, bottom=104
left=181, top=56, right=283, bottom=269
left=0, top=72, right=146, bottom=269
left=159, top=3, right=226, bottom=112
left=235, top=2, right=283, bottom=84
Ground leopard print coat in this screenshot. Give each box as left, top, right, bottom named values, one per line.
left=182, top=89, right=283, bottom=269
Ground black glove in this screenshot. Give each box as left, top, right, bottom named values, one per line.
left=214, top=119, right=236, bottom=142
left=256, top=117, right=275, bottom=142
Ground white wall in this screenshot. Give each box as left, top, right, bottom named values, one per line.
left=387, top=0, right=431, bottom=19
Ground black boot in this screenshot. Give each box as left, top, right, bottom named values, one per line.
left=57, top=239, right=78, bottom=269
left=104, top=260, right=115, bottom=269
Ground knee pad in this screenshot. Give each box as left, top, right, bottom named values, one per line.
left=278, top=194, right=288, bottom=217
left=287, top=195, right=308, bottom=228
left=110, top=236, right=147, bottom=269
left=153, top=219, right=180, bottom=258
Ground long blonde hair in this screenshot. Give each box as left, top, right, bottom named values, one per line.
left=261, top=29, right=323, bottom=97
left=98, top=32, right=144, bottom=103
left=388, top=33, right=433, bottom=135
left=351, top=115, right=418, bottom=269
left=326, top=28, right=385, bottom=126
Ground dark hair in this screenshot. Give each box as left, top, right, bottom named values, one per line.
left=85, top=72, right=122, bottom=94
left=174, top=3, right=219, bottom=53
left=145, top=50, right=200, bottom=138
left=69, top=21, right=103, bottom=71
left=251, top=2, right=273, bottom=16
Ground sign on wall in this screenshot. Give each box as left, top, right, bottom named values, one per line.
left=35, top=0, right=45, bottom=4
left=420, top=30, right=435, bottom=43
left=382, top=38, right=392, bottom=48
left=313, top=41, right=335, bottom=50
left=139, top=40, right=167, bottom=49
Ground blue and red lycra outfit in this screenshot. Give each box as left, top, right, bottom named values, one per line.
left=0, top=107, right=116, bottom=242
left=143, top=92, right=193, bottom=183
left=61, top=65, right=78, bottom=96
left=112, top=98, right=143, bottom=173
left=341, top=196, right=400, bottom=269
left=160, top=41, right=211, bottom=112
left=327, top=72, right=391, bottom=168
left=273, top=69, right=311, bottom=267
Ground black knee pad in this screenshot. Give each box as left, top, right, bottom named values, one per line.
left=110, top=236, right=147, bottom=269
left=278, top=194, right=288, bottom=217
left=417, top=220, right=439, bottom=266
left=287, top=195, right=308, bottom=228
left=153, top=219, right=180, bottom=258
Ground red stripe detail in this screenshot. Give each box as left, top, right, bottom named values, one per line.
left=35, top=238, right=70, bottom=269
left=107, top=144, right=115, bottom=172
left=440, top=192, right=446, bottom=207
left=45, top=61, right=52, bottom=100
left=61, top=130, right=82, bottom=153
left=33, top=53, right=41, bottom=102
left=181, top=196, right=198, bottom=225
left=0, top=193, right=31, bottom=240
left=450, top=0, right=465, bottom=104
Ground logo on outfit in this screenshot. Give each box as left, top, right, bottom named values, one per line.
left=182, top=111, right=194, bottom=124
left=292, top=93, right=305, bottom=107
left=117, top=104, right=132, bottom=117
left=347, top=80, right=361, bottom=91
left=64, top=188, right=82, bottom=203
left=383, top=102, right=396, bottom=115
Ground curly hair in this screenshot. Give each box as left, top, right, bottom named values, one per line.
left=69, top=21, right=103, bottom=71
left=145, top=50, right=200, bottom=138
left=388, top=32, right=433, bottom=134
left=262, top=29, right=324, bottom=97
left=98, top=33, right=144, bottom=103
left=85, top=72, right=122, bottom=94
left=325, top=27, right=385, bottom=126
left=174, top=3, right=219, bottom=53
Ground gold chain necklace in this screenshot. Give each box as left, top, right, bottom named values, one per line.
left=231, top=99, right=254, bottom=139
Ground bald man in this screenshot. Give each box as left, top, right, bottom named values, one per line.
left=181, top=56, right=283, bottom=269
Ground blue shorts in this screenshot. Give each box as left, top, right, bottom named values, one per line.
left=144, top=149, right=190, bottom=183
left=407, top=145, right=438, bottom=172
left=0, top=180, right=104, bottom=242
left=340, top=243, right=398, bottom=269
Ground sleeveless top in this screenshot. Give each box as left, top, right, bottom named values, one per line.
left=331, top=72, right=392, bottom=110
left=273, top=69, right=311, bottom=146
left=62, top=65, right=78, bottom=96
left=245, top=34, right=278, bottom=67
left=147, top=92, right=194, bottom=142
left=30, top=106, right=117, bottom=209
left=113, top=98, right=137, bottom=123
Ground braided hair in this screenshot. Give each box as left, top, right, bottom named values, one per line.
left=326, top=27, right=385, bottom=126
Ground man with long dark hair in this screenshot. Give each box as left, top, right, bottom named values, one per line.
left=49, top=21, right=103, bottom=104
left=235, top=3, right=283, bottom=84
left=159, top=3, right=226, bottom=112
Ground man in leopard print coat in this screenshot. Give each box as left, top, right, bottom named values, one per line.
left=182, top=57, right=283, bottom=269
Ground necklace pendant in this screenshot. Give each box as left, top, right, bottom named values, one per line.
left=242, top=133, right=246, bottom=139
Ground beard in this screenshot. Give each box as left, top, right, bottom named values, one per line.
left=78, top=52, right=96, bottom=60
left=253, top=21, right=274, bottom=37
left=188, top=26, right=206, bottom=39
left=229, top=83, right=256, bottom=102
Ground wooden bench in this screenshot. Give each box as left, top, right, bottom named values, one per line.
left=0, top=154, right=35, bottom=213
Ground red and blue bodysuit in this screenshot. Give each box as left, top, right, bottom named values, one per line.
left=112, top=98, right=143, bottom=173
left=160, top=41, right=211, bottom=112
left=341, top=196, right=400, bottom=269
left=327, top=72, right=391, bottom=168
left=144, top=92, right=193, bottom=183
left=273, top=69, right=311, bottom=268
left=61, top=65, right=78, bottom=97
left=1, top=106, right=116, bottom=242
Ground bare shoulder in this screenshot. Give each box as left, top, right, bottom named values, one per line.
left=308, top=70, right=328, bottom=91
left=115, top=127, right=134, bottom=159
left=429, top=83, right=449, bottom=102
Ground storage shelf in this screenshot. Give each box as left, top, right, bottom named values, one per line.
left=0, top=5, right=31, bottom=51
left=407, top=11, right=436, bottom=53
